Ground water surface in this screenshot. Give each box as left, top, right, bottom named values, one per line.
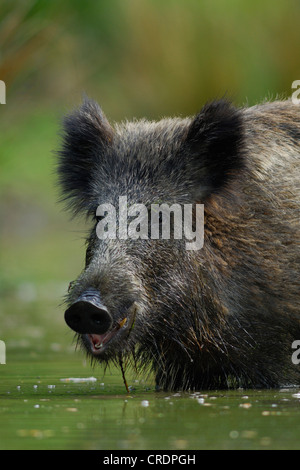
left=1, top=355, right=300, bottom=450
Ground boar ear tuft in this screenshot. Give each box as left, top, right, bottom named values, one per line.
left=183, top=99, right=245, bottom=198
left=56, top=98, right=114, bottom=214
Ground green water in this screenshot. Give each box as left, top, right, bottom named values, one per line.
left=1, top=354, right=300, bottom=450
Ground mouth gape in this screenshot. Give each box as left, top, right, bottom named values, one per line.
left=86, top=304, right=137, bottom=356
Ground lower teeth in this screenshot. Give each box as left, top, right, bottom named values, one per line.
left=95, top=343, right=103, bottom=349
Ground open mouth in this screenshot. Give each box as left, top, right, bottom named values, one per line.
left=85, top=303, right=137, bottom=356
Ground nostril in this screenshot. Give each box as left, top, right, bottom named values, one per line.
left=64, top=304, right=85, bottom=331
left=64, top=289, right=112, bottom=335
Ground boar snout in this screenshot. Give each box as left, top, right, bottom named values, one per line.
left=64, top=288, right=112, bottom=335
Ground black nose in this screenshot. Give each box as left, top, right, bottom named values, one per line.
left=64, top=289, right=112, bottom=334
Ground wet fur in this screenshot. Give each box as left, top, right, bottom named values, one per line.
left=57, top=98, right=300, bottom=390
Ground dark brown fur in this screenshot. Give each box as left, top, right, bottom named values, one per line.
left=57, top=98, right=300, bottom=390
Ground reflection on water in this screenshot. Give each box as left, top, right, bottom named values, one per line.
left=1, top=358, right=300, bottom=449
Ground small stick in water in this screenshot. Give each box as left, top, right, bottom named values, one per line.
left=119, top=356, right=130, bottom=393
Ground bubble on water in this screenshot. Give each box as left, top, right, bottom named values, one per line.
left=60, top=377, right=97, bottom=383
left=141, top=400, right=149, bottom=407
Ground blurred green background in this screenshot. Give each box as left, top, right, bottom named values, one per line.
left=1, top=0, right=300, bottom=363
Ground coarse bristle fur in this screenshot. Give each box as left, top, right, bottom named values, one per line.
left=57, top=97, right=300, bottom=391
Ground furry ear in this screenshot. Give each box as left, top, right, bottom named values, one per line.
left=57, top=98, right=114, bottom=214
left=183, top=99, right=245, bottom=199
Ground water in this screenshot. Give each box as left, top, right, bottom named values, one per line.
left=1, top=355, right=300, bottom=450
